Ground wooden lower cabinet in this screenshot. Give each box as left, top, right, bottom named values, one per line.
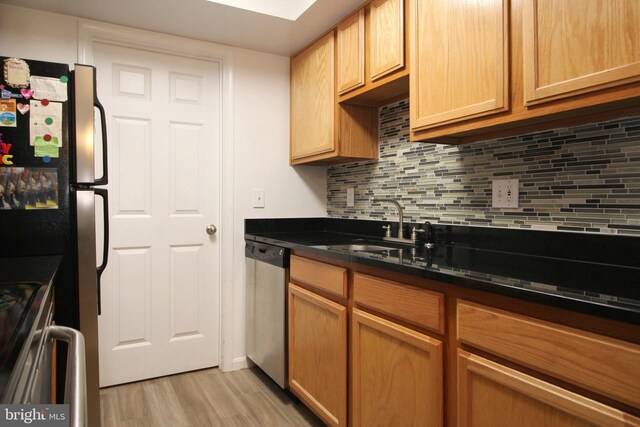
left=457, top=301, right=640, bottom=410
left=287, top=255, right=640, bottom=426
left=288, top=283, right=348, bottom=427
left=457, top=350, right=640, bottom=427
left=351, top=308, right=443, bottom=426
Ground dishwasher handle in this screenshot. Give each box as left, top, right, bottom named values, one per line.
left=245, top=241, right=289, bottom=268
left=50, top=326, right=87, bottom=427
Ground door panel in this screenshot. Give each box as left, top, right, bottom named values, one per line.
left=95, top=42, right=221, bottom=386
left=112, top=247, right=151, bottom=348
left=169, top=244, right=204, bottom=339
left=170, top=123, right=203, bottom=214
left=112, top=117, right=151, bottom=215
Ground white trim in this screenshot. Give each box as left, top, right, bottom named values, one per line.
left=78, top=21, right=236, bottom=372
left=232, top=356, right=250, bottom=371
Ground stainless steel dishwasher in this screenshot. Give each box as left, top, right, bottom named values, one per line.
left=245, top=241, right=290, bottom=389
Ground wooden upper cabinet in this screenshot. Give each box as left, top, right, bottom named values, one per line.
left=337, top=10, right=365, bottom=95
left=523, top=0, right=640, bottom=106
left=410, top=0, right=640, bottom=143
left=290, top=32, right=335, bottom=161
left=291, top=30, right=378, bottom=165
left=370, top=0, right=404, bottom=81
left=410, top=0, right=509, bottom=131
left=336, top=0, right=409, bottom=105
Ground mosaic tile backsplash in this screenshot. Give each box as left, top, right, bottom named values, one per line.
left=327, top=99, right=640, bottom=236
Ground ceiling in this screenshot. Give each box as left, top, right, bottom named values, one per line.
left=0, top=0, right=365, bottom=57
left=206, top=0, right=318, bottom=21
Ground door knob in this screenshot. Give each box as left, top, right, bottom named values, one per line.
left=206, top=224, right=217, bottom=235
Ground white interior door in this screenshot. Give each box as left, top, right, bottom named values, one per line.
left=94, top=42, right=221, bottom=387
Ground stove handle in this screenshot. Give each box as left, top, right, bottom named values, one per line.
left=50, top=326, right=87, bottom=427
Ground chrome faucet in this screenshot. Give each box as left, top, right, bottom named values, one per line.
left=371, top=197, right=405, bottom=240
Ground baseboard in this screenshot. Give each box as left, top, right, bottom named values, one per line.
left=223, top=356, right=249, bottom=372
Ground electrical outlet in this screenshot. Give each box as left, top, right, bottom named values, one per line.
left=252, top=189, right=265, bottom=208
left=346, top=188, right=355, bottom=207
left=492, top=179, right=519, bottom=208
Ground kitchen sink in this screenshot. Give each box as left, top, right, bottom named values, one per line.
left=309, top=238, right=409, bottom=253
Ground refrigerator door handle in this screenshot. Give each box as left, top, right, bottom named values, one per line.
left=93, top=96, right=108, bottom=186
left=73, top=64, right=108, bottom=186
left=94, top=188, right=109, bottom=315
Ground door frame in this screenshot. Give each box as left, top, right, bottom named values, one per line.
left=78, top=21, right=236, bottom=372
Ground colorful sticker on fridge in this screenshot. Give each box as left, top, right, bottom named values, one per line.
left=0, top=139, right=14, bottom=165
left=30, top=100, right=63, bottom=147
left=0, top=167, right=58, bottom=210
left=16, top=103, right=30, bottom=114
left=20, top=88, right=33, bottom=99
left=3, top=58, right=30, bottom=88
left=0, top=99, right=17, bottom=127
left=30, top=76, right=68, bottom=102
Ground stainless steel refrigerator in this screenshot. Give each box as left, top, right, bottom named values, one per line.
left=0, top=57, right=108, bottom=426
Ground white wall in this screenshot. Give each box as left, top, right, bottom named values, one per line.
left=0, top=3, right=327, bottom=370
left=232, top=48, right=326, bottom=366
left=0, top=5, right=78, bottom=63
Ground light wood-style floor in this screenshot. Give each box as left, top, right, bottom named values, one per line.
left=100, top=367, right=323, bottom=427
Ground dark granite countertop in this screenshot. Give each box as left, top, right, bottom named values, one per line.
left=0, top=255, right=61, bottom=402
left=245, top=218, right=640, bottom=325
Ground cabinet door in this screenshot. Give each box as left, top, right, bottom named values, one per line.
left=370, top=0, right=404, bottom=81
left=291, top=32, right=335, bottom=160
left=523, top=0, right=640, bottom=106
left=458, top=350, right=640, bottom=427
left=410, top=0, right=509, bottom=130
left=337, top=10, right=365, bottom=95
left=351, top=309, right=443, bottom=427
left=288, top=284, right=347, bottom=427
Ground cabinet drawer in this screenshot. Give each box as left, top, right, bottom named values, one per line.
left=353, top=273, right=444, bottom=333
left=457, top=301, right=640, bottom=409
left=290, top=255, right=348, bottom=298
left=458, top=350, right=640, bottom=427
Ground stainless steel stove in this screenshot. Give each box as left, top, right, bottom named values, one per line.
left=0, top=281, right=52, bottom=404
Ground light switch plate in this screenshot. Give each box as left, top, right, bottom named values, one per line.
left=346, top=188, right=355, bottom=207
left=492, top=179, right=519, bottom=208
left=252, top=189, right=265, bottom=208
